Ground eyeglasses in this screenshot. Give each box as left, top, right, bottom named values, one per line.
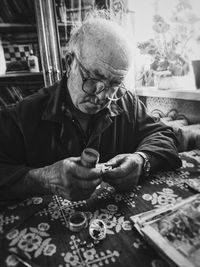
left=74, top=54, right=127, bottom=101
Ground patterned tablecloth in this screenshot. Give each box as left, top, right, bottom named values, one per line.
left=1, top=150, right=200, bottom=267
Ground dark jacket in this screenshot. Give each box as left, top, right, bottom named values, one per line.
left=0, top=75, right=182, bottom=187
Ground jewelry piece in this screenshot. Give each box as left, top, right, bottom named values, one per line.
left=89, top=219, right=106, bottom=241
left=69, top=211, right=87, bottom=232
left=101, top=164, right=113, bottom=174
left=135, top=151, right=151, bottom=177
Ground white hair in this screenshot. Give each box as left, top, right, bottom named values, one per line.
left=67, top=9, right=125, bottom=57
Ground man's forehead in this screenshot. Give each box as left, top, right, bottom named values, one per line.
left=79, top=54, right=128, bottom=82
left=80, top=45, right=130, bottom=80
left=93, top=63, right=128, bottom=80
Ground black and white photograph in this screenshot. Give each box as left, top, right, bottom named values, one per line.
left=0, top=1, right=200, bottom=266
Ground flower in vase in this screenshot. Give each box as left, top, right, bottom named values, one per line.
left=136, top=0, right=200, bottom=87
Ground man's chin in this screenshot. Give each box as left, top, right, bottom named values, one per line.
left=82, top=107, right=100, bottom=114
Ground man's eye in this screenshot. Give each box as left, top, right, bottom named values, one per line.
left=79, top=66, right=91, bottom=79
left=82, top=70, right=93, bottom=80
left=83, top=71, right=94, bottom=80
left=83, top=74, right=90, bottom=80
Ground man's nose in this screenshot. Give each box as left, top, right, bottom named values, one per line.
left=89, top=93, right=106, bottom=105
left=89, top=96, right=98, bottom=104
left=96, top=81, right=105, bottom=92
left=91, top=95, right=104, bottom=104
left=96, top=89, right=107, bottom=100
left=95, top=82, right=108, bottom=98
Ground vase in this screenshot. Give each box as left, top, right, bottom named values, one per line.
left=192, top=60, right=200, bottom=89
left=154, top=72, right=196, bottom=91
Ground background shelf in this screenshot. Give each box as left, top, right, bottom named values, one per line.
left=136, top=87, right=200, bottom=101
left=0, top=23, right=36, bottom=34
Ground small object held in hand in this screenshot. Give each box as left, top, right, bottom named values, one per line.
left=69, top=211, right=87, bottom=232
left=89, top=219, right=106, bottom=241
left=81, top=148, right=100, bottom=168
left=101, top=164, right=113, bottom=173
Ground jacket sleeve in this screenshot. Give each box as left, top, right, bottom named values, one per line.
left=132, top=94, right=182, bottom=171
left=0, top=106, right=31, bottom=187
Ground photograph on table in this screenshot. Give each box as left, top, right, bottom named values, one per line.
left=131, top=194, right=200, bottom=267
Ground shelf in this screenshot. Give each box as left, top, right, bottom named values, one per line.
left=0, top=23, right=36, bottom=34
left=0, top=72, right=44, bottom=85
left=136, top=87, right=200, bottom=101
left=0, top=71, right=42, bottom=78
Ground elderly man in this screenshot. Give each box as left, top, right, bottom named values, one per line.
left=0, top=18, right=181, bottom=201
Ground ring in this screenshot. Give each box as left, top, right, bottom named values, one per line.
left=89, top=219, right=106, bottom=241
left=101, top=165, right=113, bottom=174
left=68, top=211, right=87, bottom=232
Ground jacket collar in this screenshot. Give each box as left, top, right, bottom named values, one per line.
left=42, top=73, right=124, bottom=122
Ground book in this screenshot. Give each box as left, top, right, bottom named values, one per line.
left=131, top=194, right=200, bottom=267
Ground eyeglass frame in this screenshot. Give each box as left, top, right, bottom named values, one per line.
left=73, top=53, right=127, bottom=101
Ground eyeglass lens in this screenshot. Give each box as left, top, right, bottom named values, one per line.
left=75, top=54, right=126, bottom=100
left=83, top=79, right=126, bottom=100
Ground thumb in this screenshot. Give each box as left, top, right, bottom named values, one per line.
left=105, top=157, right=119, bottom=167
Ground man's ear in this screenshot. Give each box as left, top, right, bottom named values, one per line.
left=65, top=53, right=74, bottom=67
left=65, top=53, right=74, bottom=76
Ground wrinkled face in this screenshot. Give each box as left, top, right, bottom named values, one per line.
left=67, top=55, right=127, bottom=114
left=67, top=20, right=132, bottom=114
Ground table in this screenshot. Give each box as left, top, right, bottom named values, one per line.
left=1, top=150, right=200, bottom=267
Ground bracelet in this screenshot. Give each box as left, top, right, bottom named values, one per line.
left=135, top=151, right=151, bottom=177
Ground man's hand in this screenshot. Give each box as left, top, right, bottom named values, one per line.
left=102, top=153, right=144, bottom=192
left=31, top=157, right=102, bottom=201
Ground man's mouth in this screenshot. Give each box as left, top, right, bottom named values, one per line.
left=80, top=99, right=108, bottom=107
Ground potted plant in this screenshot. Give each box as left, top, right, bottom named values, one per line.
left=136, top=0, right=200, bottom=90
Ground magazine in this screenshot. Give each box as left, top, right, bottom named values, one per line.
left=130, top=194, right=200, bottom=267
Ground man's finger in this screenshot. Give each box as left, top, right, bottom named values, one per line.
left=76, top=177, right=102, bottom=190
left=104, top=160, right=132, bottom=177
left=104, top=156, right=119, bottom=167
left=71, top=163, right=103, bottom=180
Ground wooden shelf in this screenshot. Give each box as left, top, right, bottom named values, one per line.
left=0, top=72, right=44, bottom=85
left=136, top=87, right=200, bottom=101
left=0, top=71, right=42, bottom=78
left=0, top=23, right=36, bottom=34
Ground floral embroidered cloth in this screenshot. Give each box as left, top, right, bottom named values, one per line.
left=0, top=150, right=200, bottom=267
